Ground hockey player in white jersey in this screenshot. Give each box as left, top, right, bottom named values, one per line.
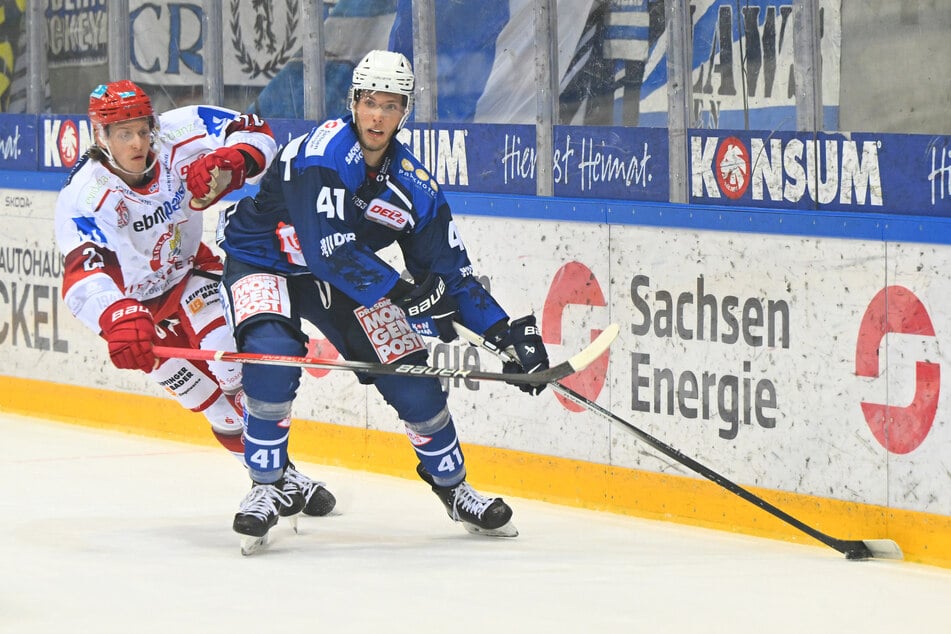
left=54, top=80, right=336, bottom=521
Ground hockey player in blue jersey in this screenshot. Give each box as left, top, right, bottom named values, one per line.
left=217, top=50, right=549, bottom=546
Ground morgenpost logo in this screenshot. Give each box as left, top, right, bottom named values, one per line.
left=301, top=261, right=615, bottom=405
left=855, top=285, right=939, bottom=454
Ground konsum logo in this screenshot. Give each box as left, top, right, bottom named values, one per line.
left=57, top=119, right=81, bottom=169
left=855, top=286, right=939, bottom=454
left=542, top=261, right=611, bottom=412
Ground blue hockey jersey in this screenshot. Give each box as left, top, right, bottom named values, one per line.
left=219, top=116, right=508, bottom=335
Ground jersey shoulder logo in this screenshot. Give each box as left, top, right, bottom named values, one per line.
left=397, top=156, right=439, bottom=197
left=304, top=119, right=345, bottom=158
left=195, top=106, right=234, bottom=137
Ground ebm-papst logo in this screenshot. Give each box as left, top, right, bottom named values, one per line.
left=855, top=285, right=938, bottom=454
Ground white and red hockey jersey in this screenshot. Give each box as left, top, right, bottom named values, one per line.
left=55, top=105, right=277, bottom=333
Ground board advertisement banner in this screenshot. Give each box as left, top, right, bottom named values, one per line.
left=0, top=115, right=37, bottom=171
left=3, top=189, right=947, bottom=517
left=690, top=130, right=951, bottom=216
left=4, top=113, right=949, bottom=220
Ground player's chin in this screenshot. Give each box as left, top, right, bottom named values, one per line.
left=363, top=129, right=389, bottom=144
left=122, top=158, right=148, bottom=172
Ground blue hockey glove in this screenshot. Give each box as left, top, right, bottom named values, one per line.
left=393, top=273, right=459, bottom=343
left=500, top=315, right=550, bottom=396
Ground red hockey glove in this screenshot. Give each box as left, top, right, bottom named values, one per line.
left=186, top=146, right=248, bottom=210
left=98, top=298, right=157, bottom=372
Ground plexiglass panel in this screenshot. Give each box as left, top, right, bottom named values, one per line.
left=839, top=1, right=951, bottom=135
left=7, top=0, right=948, bottom=137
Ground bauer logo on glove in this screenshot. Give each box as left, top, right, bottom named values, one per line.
left=501, top=315, right=550, bottom=395
left=186, top=146, right=249, bottom=210
left=98, top=298, right=158, bottom=372
left=393, top=273, right=459, bottom=343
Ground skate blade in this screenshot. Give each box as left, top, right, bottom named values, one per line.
left=240, top=532, right=269, bottom=556
left=462, top=520, right=518, bottom=538
left=238, top=513, right=301, bottom=555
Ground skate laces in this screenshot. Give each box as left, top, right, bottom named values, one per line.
left=238, top=484, right=294, bottom=520
left=283, top=466, right=327, bottom=500
left=450, top=482, right=493, bottom=520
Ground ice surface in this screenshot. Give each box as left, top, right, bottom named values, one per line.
left=2, top=412, right=949, bottom=633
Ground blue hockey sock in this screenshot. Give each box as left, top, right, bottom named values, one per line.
left=405, top=407, right=466, bottom=487
left=242, top=398, right=292, bottom=483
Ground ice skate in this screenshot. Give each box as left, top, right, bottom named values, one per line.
left=417, top=463, right=518, bottom=537
left=284, top=463, right=337, bottom=516
left=233, top=478, right=304, bottom=555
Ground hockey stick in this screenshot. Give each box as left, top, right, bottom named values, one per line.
left=453, top=323, right=903, bottom=561
left=153, top=323, right=618, bottom=386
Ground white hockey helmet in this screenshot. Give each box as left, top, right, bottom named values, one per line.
left=349, top=50, right=415, bottom=128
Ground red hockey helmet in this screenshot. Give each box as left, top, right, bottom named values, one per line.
left=88, top=80, right=154, bottom=127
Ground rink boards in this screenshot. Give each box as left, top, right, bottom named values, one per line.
left=1, top=185, right=950, bottom=568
